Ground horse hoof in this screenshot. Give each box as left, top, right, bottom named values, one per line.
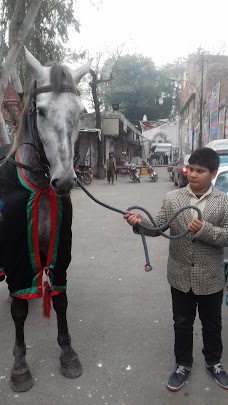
left=10, top=370, right=34, bottom=392
left=60, top=356, right=83, bottom=379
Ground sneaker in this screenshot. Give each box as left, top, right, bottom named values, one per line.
left=167, top=365, right=191, bottom=392
left=206, top=363, right=228, bottom=389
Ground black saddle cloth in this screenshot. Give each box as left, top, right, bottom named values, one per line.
left=0, top=144, right=11, bottom=162
left=0, top=149, right=72, bottom=295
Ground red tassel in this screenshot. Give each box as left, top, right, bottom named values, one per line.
left=43, top=280, right=52, bottom=318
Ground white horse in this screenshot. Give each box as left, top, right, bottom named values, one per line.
left=0, top=48, right=91, bottom=392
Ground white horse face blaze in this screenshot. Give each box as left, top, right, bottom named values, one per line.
left=35, top=91, right=84, bottom=187
left=24, top=47, right=92, bottom=195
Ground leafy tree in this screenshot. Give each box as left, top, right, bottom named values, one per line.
left=0, top=0, right=101, bottom=143
left=0, top=0, right=43, bottom=143
left=100, top=54, right=187, bottom=125
left=87, top=47, right=125, bottom=179
left=159, top=58, right=187, bottom=116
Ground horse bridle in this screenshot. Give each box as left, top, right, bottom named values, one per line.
left=8, top=84, right=78, bottom=177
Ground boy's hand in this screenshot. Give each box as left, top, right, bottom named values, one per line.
left=123, top=211, right=142, bottom=226
left=188, top=218, right=204, bottom=233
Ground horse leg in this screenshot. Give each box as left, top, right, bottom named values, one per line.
left=52, top=292, right=82, bottom=378
left=10, top=297, right=33, bottom=392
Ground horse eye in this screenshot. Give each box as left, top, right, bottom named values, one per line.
left=36, top=107, right=46, bottom=117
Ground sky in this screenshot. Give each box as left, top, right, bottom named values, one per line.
left=70, top=0, right=228, bottom=67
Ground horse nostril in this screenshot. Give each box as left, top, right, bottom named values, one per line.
left=51, top=179, right=58, bottom=190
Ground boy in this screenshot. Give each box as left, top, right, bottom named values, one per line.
left=124, top=148, right=228, bottom=391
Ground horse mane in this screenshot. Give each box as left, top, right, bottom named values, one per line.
left=9, top=63, right=77, bottom=156
left=48, top=62, right=77, bottom=94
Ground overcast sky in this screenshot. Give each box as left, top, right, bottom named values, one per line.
left=70, top=0, right=228, bottom=66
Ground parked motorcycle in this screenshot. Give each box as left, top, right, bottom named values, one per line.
left=74, top=165, right=93, bottom=186
left=129, top=164, right=140, bottom=183
left=147, top=165, right=158, bottom=182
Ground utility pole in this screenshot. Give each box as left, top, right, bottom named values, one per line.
left=89, top=68, right=105, bottom=179
left=198, top=50, right=204, bottom=148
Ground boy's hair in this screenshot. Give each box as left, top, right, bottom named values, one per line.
left=188, top=147, right=220, bottom=172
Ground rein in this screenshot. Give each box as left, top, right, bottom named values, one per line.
left=75, top=179, right=202, bottom=271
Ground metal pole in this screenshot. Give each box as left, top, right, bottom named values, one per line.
left=199, top=52, right=204, bottom=148
left=192, top=129, right=195, bottom=151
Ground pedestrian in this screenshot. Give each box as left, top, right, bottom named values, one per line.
left=123, top=147, right=228, bottom=391
left=164, top=153, right=169, bottom=165
left=105, top=152, right=117, bottom=185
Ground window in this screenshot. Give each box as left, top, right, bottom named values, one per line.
left=215, top=172, right=228, bottom=194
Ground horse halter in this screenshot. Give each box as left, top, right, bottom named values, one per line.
left=29, top=84, right=78, bottom=152
left=8, top=84, right=78, bottom=177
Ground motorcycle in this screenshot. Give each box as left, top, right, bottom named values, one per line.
left=129, top=164, right=140, bottom=183
left=147, top=165, right=158, bottom=182
left=74, top=165, right=93, bottom=186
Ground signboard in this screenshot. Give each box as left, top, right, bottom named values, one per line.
left=218, top=107, right=225, bottom=139
left=225, top=108, right=228, bottom=139
left=202, top=119, right=209, bottom=146
left=123, top=119, right=128, bottom=133
left=209, top=83, right=220, bottom=141
left=102, top=118, right=119, bottom=136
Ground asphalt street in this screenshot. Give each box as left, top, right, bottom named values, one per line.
left=0, top=167, right=227, bottom=405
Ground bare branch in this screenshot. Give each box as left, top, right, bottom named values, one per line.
left=9, top=0, right=25, bottom=44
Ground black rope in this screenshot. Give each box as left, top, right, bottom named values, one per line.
left=75, top=178, right=202, bottom=270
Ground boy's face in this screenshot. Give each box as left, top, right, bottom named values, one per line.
left=187, top=163, right=217, bottom=192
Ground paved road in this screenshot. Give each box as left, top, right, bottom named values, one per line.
left=0, top=167, right=227, bottom=404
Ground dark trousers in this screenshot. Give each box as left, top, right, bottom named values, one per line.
left=171, top=287, right=223, bottom=368
left=107, top=169, right=115, bottom=183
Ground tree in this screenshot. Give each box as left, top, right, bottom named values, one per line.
left=0, top=0, right=87, bottom=144
left=87, top=47, right=124, bottom=179
left=159, top=58, right=187, bottom=117
left=100, top=54, right=187, bottom=125
left=0, top=0, right=43, bottom=144
left=83, top=51, right=180, bottom=177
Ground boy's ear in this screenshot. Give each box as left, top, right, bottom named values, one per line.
left=211, top=170, right=217, bottom=180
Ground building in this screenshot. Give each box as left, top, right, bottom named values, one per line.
left=139, top=116, right=180, bottom=163
left=179, top=50, right=228, bottom=154
left=79, top=106, right=143, bottom=175
left=1, top=81, right=22, bottom=142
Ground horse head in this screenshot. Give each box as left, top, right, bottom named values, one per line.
left=24, top=47, right=92, bottom=195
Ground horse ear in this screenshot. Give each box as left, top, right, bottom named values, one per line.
left=74, top=59, right=93, bottom=83
left=24, top=46, right=45, bottom=80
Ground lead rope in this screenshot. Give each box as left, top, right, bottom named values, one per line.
left=75, top=179, right=202, bottom=272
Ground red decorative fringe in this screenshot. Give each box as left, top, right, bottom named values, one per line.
left=43, top=281, right=52, bottom=318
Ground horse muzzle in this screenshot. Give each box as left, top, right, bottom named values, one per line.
left=50, top=177, right=76, bottom=196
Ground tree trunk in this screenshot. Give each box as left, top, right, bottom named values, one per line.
left=89, top=69, right=105, bottom=179
left=0, top=0, right=42, bottom=145
left=0, top=110, right=10, bottom=144
left=10, top=65, right=23, bottom=94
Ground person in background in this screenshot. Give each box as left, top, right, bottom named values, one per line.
left=106, top=152, right=116, bottom=184
left=164, top=153, right=169, bottom=165
left=124, top=148, right=228, bottom=392
left=73, top=150, right=81, bottom=168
